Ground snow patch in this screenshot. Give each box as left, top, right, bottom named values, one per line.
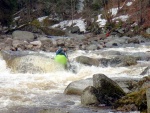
left=51, top=19, right=86, bottom=32
left=126, top=2, right=132, bottom=6
left=14, top=16, right=20, bottom=21
left=109, top=8, right=119, bottom=16
left=113, top=15, right=129, bottom=21
left=38, top=16, right=48, bottom=22
left=96, top=14, right=107, bottom=27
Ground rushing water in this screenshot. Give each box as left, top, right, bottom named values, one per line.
left=0, top=44, right=150, bottom=113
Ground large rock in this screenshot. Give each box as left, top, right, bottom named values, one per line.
left=146, top=88, right=150, bottom=113
left=146, top=28, right=150, bottom=34
left=76, top=56, right=99, bottom=66
left=71, top=26, right=80, bottom=34
left=64, top=78, right=93, bottom=95
left=12, top=30, right=35, bottom=41
left=93, top=74, right=125, bottom=105
left=109, top=55, right=137, bottom=67
left=1, top=51, right=64, bottom=73
left=81, top=86, right=99, bottom=105
left=40, top=39, right=53, bottom=51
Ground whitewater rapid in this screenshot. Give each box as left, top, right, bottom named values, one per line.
left=0, top=44, right=149, bottom=113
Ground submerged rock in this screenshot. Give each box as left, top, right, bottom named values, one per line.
left=76, top=56, right=99, bottom=66
left=0, top=51, right=65, bottom=73
left=109, top=55, right=137, bottom=67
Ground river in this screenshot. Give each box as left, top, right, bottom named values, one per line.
left=0, top=43, right=149, bottom=113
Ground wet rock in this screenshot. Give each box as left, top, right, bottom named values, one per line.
left=2, top=53, right=64, bottom=73
left=64, top=78, right=93, bottom=95
left=12, top=40, right=28, bottom=50
left=140, top=66, right=150, bottom=75
left=12, top=30, right=35, bottom=41
left=127, top=38, right=140, bottom=44
left=93, top=74, right=125, bottom=105
left=5, top=38, right=13, bottom=45
left=30, top=41, right=42, bottom=48
left=56, top=39, right=65, bottom=46
left=109, top=55, right=137, bottom=67
left=40, top=108, right=69, bottom=113
left=76, top=56, right=99, bottom=66
left=41, top=39, right=53, bottom=51
left=100, top=51, right=121, bottom=57
left=131, top=52, right=150, bottom=61
left=104, top=37, right=126, bottom=48
left=0, top=43, right=6, bottom=50
left=71, top=26, right=80, bottom=34
left=99, top=58, right=110, bottom=67
left=86, top=44, right=97, bottom=50
left=81, top=86, right=99, bottom=105
left=146, top=88, right=150, bottom=113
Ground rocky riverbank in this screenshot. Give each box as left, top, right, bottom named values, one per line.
left=0, top=30, right=150, bottom=52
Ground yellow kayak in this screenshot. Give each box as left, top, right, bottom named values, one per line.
left=54, top=55, right=67, bottom=65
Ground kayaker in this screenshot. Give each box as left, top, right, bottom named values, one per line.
left=54, top=47, right=68, bottom=66
left=56, top=47, right=67, bottom=58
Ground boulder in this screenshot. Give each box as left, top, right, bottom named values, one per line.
left=127, top=38, right=140, bottom=44
left=40, top=39, right=53, bottom=51
left=146, top=28, right=150, bottom=34
left=93, top=74, right=125, bottom=105
left=71, top=26, right=80, bottom=34
left=12, top=30, right=34, bottom=41
left=109, top=55, right=137, bottom=67
left=140, top=66, right=150, bottom=75
left=146, top=88, right=150, bottom=113
left=0, top=51, right=64, bottom=73
left=76, top=56, right=99, bottom=66
left=81, top=86, right=99, bottom=105
left=30, top=41, right=42, bottom=48
left=5, top=38, right=13, bottom=45
left=64, top=78, right=93, bottom=95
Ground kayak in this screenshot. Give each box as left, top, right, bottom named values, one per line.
left=54, top=55, right=67, bottom=65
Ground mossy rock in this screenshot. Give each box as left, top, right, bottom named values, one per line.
left=114, top=88, right=148, bottom=112
left=43, top=17, right=59, bottom=27
left=141, top=33, right=150, bottom=38
left=31, top=19, right=41, bottom=28
left=41, top=27, right=65, bottom=36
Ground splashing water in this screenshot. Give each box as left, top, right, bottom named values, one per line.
left=0, top=44, right=149, bottom=113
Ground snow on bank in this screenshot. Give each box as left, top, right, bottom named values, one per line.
left=37, top=16, right=48, bottom=22
left=109, top=8, right=119, bottom=16
left=113, top=15, right=129, bottom=21
left=126, top=2, right=132, bottom=6
left=96, top=14, right=107, bottom=27
left=51, top=19, right=86, bottom=32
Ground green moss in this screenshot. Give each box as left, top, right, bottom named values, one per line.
left=30, top=19, right=41, bottom=28
left=115, top=88, right=148, bottom=112
left=43, top=17, right=59, bottom=27
left=41, top=27, right=65, bottom=36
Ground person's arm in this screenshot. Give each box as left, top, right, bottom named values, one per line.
left=56, top=49, right=62, bottom=55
